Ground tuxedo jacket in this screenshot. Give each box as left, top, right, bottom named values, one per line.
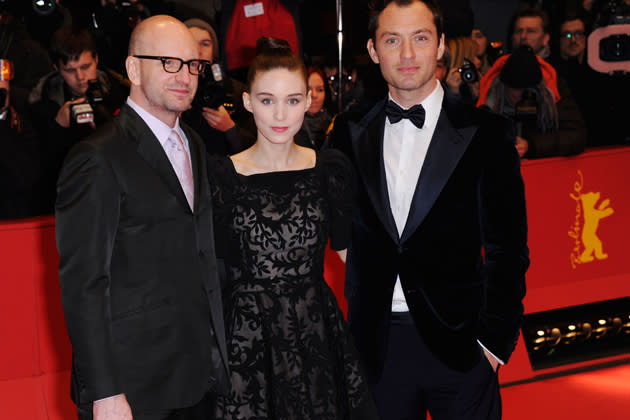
left=56, top=104, right=229, bottom=410
left=328, top=91, right=529, bottom=378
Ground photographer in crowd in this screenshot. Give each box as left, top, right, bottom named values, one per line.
left=0, top=59, right=41, bottom=219
left=0, top=5, right=53, bottom=113
left=477, top=45, right=586, bottom=159
left=443, top=36, right=481, bottom=104
left=550, top=6, right=630, bottom=146
left=182, top=18, right=254, bottom=155
left=549, top=13, right=603, bottom=145
left=28, top=27, right=128, bottom=212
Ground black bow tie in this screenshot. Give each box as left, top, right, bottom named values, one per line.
left=385, top=100, right=426, bottom=129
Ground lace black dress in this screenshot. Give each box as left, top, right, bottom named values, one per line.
left=208, top=149, right=377, bottom=420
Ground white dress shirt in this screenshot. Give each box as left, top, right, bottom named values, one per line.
left=384, top=80, right=443, bottom=312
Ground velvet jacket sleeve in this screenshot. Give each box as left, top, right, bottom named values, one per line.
left=477, top=114, right=529, bottom=363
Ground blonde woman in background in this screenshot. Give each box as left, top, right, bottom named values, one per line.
left=444, top=37, right=481, bottom=103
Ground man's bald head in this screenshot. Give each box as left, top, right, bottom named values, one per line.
left=128, top=15, right=195, bottom=56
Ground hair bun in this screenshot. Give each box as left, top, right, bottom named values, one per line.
left=246, top=36, right=306, bottom=90
left=255, top=36, right=292, bottom=55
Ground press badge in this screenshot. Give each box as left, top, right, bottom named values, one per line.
left=244, top=2, right=264, bottom=17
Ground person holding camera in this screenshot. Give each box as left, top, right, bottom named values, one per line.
left=477, top=45, right=586, bottom=159
left=28, top=27, right=129, bottom=212
left=444, top=36, right=481, bottom=104
left=550, top=11, right=630, bottom=147
left=0, top=5, right=53, bottom=114
left=181, top=18, right=254, bottom=156
left=0, top=58, right=42, bottom=219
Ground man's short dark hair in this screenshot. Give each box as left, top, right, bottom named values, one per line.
left=50, top=28, right=97, bottom=66
left=368, top=0, right=443, bottom=43
left=559, top=12, right=589, bottom=34
left=512, top=8, right=551, bottom=35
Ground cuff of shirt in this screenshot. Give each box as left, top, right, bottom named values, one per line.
left=94, top=394, right=120, bottom=403
left=478, top=340, right=505, bottom=365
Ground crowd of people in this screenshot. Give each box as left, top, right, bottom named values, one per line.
left=3, top=1, right=629, bottom=220
left=1, top=0, right=628, bottom=419
left=2, top=0, right=628, bottom=220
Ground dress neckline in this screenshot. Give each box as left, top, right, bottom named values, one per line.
left=227, top=152, right=319, bottom=178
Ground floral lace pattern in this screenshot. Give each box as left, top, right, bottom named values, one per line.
left=209, top=150, right=374, bottom=420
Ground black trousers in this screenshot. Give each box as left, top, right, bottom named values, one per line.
left=76, top=392, right=218, bottom=420
left=371, top=312, right=502, bottom=420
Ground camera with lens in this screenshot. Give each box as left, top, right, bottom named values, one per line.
left=31, top=0, right=56, bottom=16
left=70, top=79, right=105, bottom=125
left=0, top=0, right=56, bottom=16
left=192, top=63, right=235, bottom=113
left=0, top=59, right=13, bottom=116
left=514, top=89, right=538, bottom=138
left=588, top=0, right=630, bottom=73
left=327, top=72, right=354, bottom=98
left=458, top=59, right=478, bottom=83
left=487, top=40, right=505, bottom=65
left=1, top=0, right=53, bottom=14
left=0, top=88, right=7, bottom=110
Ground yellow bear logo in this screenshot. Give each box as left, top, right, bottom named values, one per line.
left=579, top=191, right=614, bottom=263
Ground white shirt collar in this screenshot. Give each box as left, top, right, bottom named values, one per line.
left=126, top=97, right=184, bottom=147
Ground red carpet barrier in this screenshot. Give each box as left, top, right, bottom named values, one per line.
left=501, top=146, right=630, bottom=383
left=0, top=216, right=73, bottom=419
left=1, top=147, right=629, bottom=418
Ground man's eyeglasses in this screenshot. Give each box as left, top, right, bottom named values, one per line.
left=133, top=55, right=208, bottom=75
left=560, top=31, right=585, bottom=41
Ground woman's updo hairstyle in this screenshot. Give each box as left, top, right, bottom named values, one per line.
left=246, top=36, right=308, bottom=91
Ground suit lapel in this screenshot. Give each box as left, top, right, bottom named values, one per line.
left=400, top=100, right=478, bottom=243
left=350, top=101, right=399, bottom=243
left=119, top=105, right=192, bottom=212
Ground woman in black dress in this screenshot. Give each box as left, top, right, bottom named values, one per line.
left=208, top=37, right=377, bottom=420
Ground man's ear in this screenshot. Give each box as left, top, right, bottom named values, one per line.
left=94, top=53, right=99, bottom=67
left=367, top=39, right=380, bottom=64
left=243, top=91, right=252, bottom=113
left=437, top=33, right=445, bottom=61
left=126, top=56, right=140, bottom=85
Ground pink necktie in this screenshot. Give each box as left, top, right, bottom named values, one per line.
left=166, top=130, right=194, bottom=210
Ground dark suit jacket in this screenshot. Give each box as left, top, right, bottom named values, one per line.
left=328, top=91, right=529, bottom=378
left=56, top=104, right=229, bottom=410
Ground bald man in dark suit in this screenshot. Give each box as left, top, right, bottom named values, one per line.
left=56, top=15, right=228, bottom=420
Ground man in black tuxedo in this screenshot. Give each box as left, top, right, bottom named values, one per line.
left=56, top=15, right=228, bottom=420
left=327, top=1, right=529, bottom=419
